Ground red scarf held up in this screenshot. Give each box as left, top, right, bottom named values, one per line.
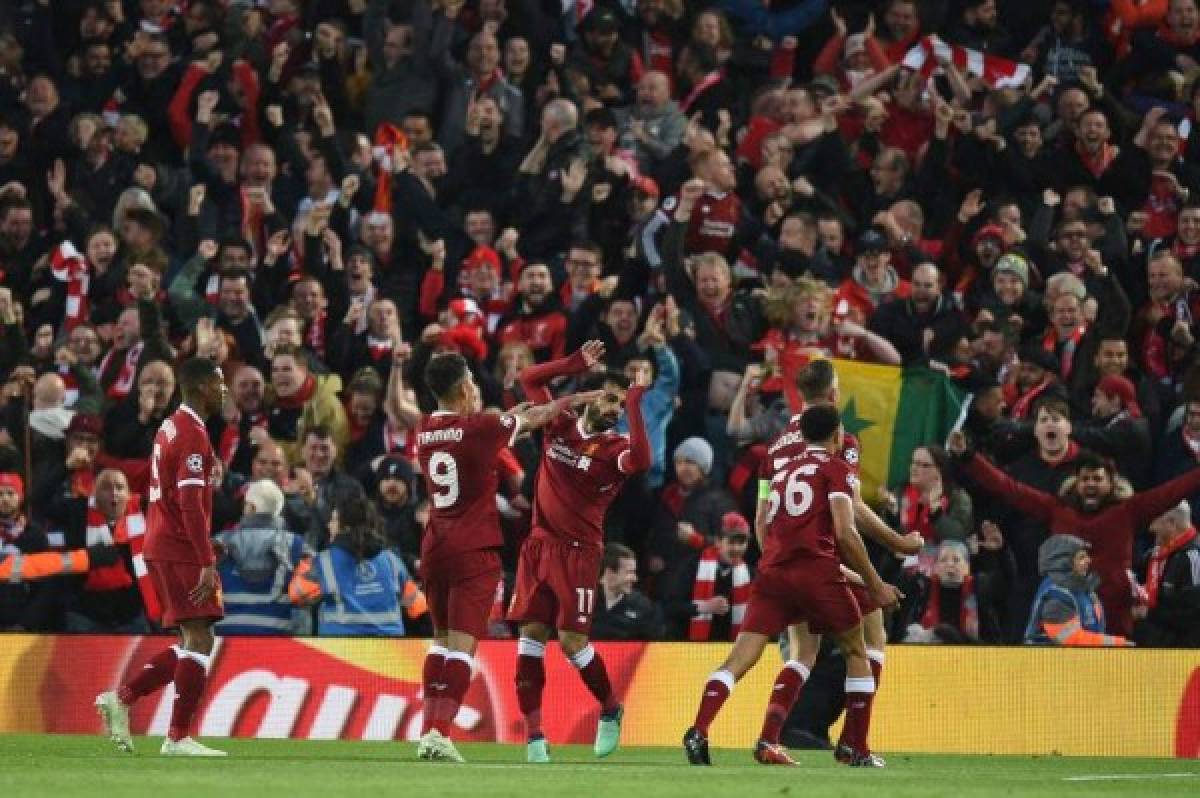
left=372, top=123, right=409, bottom=213
left=305, top=311, right=328, bottom=359
left=1146, top=526, right=1198, bottom=608
left=99, top=341, right=144, bottom=401
left=900, top=484, right=948, bottom=542
left=83, top=494, right=161, bottom=621
left=920, top=574, right=979, bottom=640
left=50, top=241, right=91, bottom=331
left=688, top=545, right=751, bottom=642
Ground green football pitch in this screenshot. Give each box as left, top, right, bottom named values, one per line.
left=2, top=735, right=1197, bottom=797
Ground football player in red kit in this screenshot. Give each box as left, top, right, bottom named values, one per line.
left=508, top=340, right=652, bottom=763
left=96, top=358, right=229, bottom=757
left=754, top=359, right=922, bottom=765
left=414, top=352, right=598, bottom=763
left=684, top=405, right=902, bottom=767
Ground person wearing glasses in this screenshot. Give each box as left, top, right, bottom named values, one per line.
left=880, top=444, right=974, bottom=549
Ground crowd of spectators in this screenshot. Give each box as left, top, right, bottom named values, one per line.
left=1, top=0, right=1199, bottom=648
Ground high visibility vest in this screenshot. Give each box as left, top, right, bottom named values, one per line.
left=1024, top=578, right=1105, bottom=644
left=312, top=547, right=407, bottom=636
left=216, top=535, right=308, bottom=635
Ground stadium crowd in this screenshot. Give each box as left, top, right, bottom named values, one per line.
left=0, top=0, right=1199, bottom=653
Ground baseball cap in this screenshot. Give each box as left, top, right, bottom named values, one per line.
left=67, top=413, right=103, bottom=438
left=582, top=7, right=619, bottom=33
left=856, top=228, right=889, bottom=254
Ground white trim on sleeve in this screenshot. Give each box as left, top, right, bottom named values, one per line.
left=177, top=479, right=207, bottom=488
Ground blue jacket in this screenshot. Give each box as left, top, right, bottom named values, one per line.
left=311, top=543, right=410, bottom=636
left=617, top=343, right=680, bottom=488
left=215, top=515, right=308, bottom=635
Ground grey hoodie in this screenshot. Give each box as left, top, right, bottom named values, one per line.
left=217, top=513, right=303, bottom=585
left=1038, top=534, right=1099, bottom=594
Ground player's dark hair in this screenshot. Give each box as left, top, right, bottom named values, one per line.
left=579, top=370, right=631, bottom=393
left=1033, top=394, right=1070, bottom=422
left=425, top=352, right=470, bottom=401
left=799, top=403, right=840, bottom=444
left=602, top=542, right=636, bottom=573
left=795, top=359, right=835, bottom=401
left=178, top=357, right=219, bottom=401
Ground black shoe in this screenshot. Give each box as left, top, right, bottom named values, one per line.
left=835, top=742, right=885, bottom=767
left=683, top=726, right=712, bottom=765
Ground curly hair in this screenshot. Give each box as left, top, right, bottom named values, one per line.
left=765, top=275, right=832, bottom=329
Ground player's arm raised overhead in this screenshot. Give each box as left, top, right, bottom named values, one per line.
left=618, top=370, right=652, bottom=475
left=518, top=339, right=606, bottom=403
left=507, top=390, right=607, bottom=439
left=829, top=479, right=901, bottom=611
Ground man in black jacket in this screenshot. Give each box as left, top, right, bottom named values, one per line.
left=592, top=543, right=663, bottom=641
left=1136, top=501, right=1200, bottom=647
left=869, top=263, right=968, bottom=364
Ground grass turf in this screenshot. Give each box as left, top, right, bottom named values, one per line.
left=1, top=735, right=1197, bottom=797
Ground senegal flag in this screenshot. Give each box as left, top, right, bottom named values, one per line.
left=832, top=359, right=968, bottom=501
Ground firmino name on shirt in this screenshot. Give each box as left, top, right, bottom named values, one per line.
left=418, top=427, right=464, bottom=445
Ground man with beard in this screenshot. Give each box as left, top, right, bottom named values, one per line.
left=622, top=70, right=686, bottom=176
left=510, top=340, right=651, bottom=763
left=497, top=262, right=568, bottom=363
left=948, top=429, right=1200, bottom=637
left=373, top=455, right=421, bottom=568
left=571, top=7, right=644, bottom=107
left=1068, top=335, right=1161, bottom=431
left=869, top=262, right=968, bottom=364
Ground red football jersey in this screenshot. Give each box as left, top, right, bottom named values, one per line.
left=761, top=417, right=860, bottom=480
left=416, top=411, right=519, bottom=562
left=761, top=447, right=857, bottom=569
left=531, top=413, right=635, bottom=549
left=145, top=405, right=218, bottom=565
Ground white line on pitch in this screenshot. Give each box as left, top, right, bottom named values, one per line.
left=1063, top=773, right=1199, bottom=782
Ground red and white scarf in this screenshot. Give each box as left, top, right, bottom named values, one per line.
left=1146, top=526, right=1198, bottom=608
left=384, top=419, right=417, bottom=461
left=99, top=341, right=144, bottom=401
left=1044, top=323, right=1087, bottom=380
left=1076, top=140, right=1118, bottom=179
left=83, top=494, right=161, bottom=621
left=688, top=546, right=751, bottom=641
left=920, top=574, right=979, bottom=640
left=679, top=71, right=722, bottom=114
left=901, top=35, right=1030, bottom=89
left=50, top=241, right=91, bottom=332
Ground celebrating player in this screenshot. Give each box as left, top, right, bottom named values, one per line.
left=96, top=358, right=229, bottom=757
left=414, top=352, right=598, bottom=763
left=683, top=405, right=902, bottom=767
left=755, top=359, right=921, bottom=765
left=508, top=340, right=651, bottom=763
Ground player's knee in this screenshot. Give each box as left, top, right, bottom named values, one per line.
left=520, top=623, right=551, bottom=644
left=557, top=630, right=588, bottom=657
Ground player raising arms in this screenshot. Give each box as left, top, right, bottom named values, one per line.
left=683, top=405, right=902, bottom=767
left=508, top=340, right=651, bottom=763
left=96, top=358, right=230, bottom=757
left=755, top=359, right=921, bottom=766
left=415, top=352, right=598, bottom=763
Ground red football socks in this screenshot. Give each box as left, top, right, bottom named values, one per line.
left=759, top=660, right=810, bottom=744
left=516, top=639, right=547, bottom=739
left=420, top=645, right=447, bottom=736
left=118, top=644, right=180, bottom=705
left=433, top=652, right=473, bottom=735
left=168, top=651, right=210, bottom=742
left=569, top=645, right=619, bottom=714
left=841, top=676, right=876, bottom=754
left=693, top=670, right=735, bottom=735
